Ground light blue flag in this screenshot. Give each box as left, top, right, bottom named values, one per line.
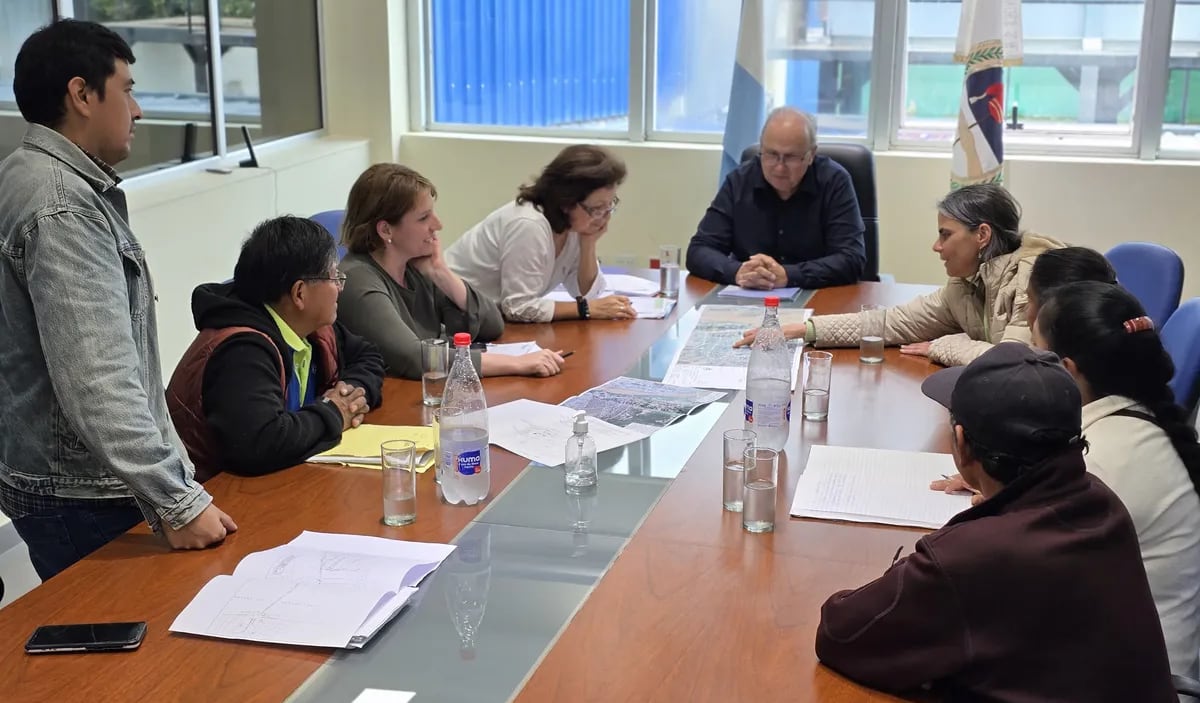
left=719, top=0, right=769, bottom=185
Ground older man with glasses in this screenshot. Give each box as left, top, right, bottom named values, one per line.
left=686, top=106, right=866, bottom=290
left=166, top=216, right=385, bottom=483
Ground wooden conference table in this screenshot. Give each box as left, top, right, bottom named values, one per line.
left=0, top=275, right=947, bottom=703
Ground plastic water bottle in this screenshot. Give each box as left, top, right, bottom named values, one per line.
left=440, top=332, right=490, bottom=505
left=744, top=296, right=792, bottom=450
left=564, top=411, right=597, bottom=494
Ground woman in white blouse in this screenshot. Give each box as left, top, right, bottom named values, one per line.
left=1031, top=282, right=1200, bottom=678
left=445, top=144, right=637, bottom=323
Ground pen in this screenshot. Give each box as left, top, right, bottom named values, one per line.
left=941, top=474, right=981, bottom=495
left=891, top=545, right=903, bottom=566
left=562, top=351, right=575, bottom=359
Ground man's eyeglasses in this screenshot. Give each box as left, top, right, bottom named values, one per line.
left=579, top=196, right=620, bottom=219
left=304, top=272, right=347, bottom=290
left=762, top=149, right=809, bottom=167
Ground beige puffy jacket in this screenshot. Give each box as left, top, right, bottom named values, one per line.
left=812, top=233, right=1066, bottom=367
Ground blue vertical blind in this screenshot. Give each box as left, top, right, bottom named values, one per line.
left=431, top=0, right=630, bottom=127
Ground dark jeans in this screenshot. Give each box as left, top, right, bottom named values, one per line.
left=11, top=502, right=143, bottom=582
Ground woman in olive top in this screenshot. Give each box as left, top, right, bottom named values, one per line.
left=336, top=163, right=566, bottom=379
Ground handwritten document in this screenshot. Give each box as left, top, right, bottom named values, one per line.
left=790, top=446, right=973, bottom=529
left=170, top=532, right=455, bottom=648
left=487, top=398, right=645, bottom=467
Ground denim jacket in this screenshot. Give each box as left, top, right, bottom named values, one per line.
left=0, top=124, right=211, bottom=530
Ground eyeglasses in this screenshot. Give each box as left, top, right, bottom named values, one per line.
left=304, top=272, right=347, bottom=290
left=761, top=149, right=809, bottom=167
left=579, top=196, right=620, bottom=220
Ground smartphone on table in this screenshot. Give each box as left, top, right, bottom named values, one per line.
left=24, top=621, right=147, bottom=654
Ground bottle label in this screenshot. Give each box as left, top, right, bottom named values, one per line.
left=745, top=398, right=790, bottom=426
left=456, top=449, right=483, bottom=476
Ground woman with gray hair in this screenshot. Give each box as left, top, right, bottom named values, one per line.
left=736, top=183, right=1065, bottom=366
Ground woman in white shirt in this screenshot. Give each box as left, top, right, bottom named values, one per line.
left=445, top=144, right=637, bottom=323
left=1034, top=281, right=1200, bottom=678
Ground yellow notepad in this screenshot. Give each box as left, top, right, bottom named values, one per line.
left=308, top=424, right=437, bottom=473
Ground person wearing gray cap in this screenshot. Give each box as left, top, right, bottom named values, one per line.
left=815, top=342, right=1175, bottom=701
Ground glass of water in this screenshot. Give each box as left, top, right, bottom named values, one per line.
left=802, top=351, right=833, bottom=422
left=659, top=244, right=681, bottom=298
left=859, top=304, right=886, bottom=364
left=742, top=446, right=779, bottom=533
left=381, top=439, right=417, bottom=526
left=421, top=338, right=449, bottom=406
left=722, top=429, right=756, bottom=512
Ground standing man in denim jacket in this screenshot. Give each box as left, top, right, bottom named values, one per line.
left=0, top=20, right=237, bottom=581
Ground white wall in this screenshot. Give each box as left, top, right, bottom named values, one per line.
left=399, top=133, right=1200, bottom=300
left=127, top=136, right=371, bottom=377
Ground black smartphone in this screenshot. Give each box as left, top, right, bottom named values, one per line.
left=24, top=622, right=147, bottom=654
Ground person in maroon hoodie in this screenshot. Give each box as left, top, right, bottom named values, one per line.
left=167, top=216, right=385, bottom=482
left=815, top=342, right=1176, bottom=702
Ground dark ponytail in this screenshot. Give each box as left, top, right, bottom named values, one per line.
left=1037, top=281, right=1200, bottom=496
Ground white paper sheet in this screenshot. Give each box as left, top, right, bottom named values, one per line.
left=718, top=285, right=803, bottom=301
left=352, top=690, right=416, bottom=703
left=602, top=273, right=662, bottom=296
left=662, top=305, right=812, bottom=390
left=541, top=291, right=674, bottom=319
left=170, top=533, right=456, bottom=648
left=487, top=398, right=645, bottom=467
left=790, top=446, right=973, bottom=529
left=630, top=297, right=676, bottom=319
left=170, top=575, right=393, bottom=648
left=485, top=341, right=543, bottom=356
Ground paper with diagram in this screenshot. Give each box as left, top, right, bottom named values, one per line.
left=170, top=531, right=456, bottom=648
left=663, top=305, right=813, bottom=390
left=487, top=398, right=644, bottom=467
left=561, top=376, right=726, bottom=436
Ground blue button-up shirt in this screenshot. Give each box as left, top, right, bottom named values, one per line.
left=686, top=154, right=866, bottom=288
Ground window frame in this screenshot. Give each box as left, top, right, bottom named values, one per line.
left=412, top=0, right=1195, bottom=162
left=36, top=0, right=330, bottom=182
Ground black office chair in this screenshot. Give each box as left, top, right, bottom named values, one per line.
left=740, top=142, right=881, bottom=282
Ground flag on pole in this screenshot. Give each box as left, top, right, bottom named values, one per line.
left=720, top=0, right=771, bottom=185
left=951, top=0, right=1023, bottom=189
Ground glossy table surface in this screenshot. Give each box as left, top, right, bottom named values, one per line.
left=0, top=276, right=946, bottom=703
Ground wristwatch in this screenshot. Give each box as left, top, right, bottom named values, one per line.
left=576, top=296, right=591, bottom=320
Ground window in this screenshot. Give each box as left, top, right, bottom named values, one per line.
left=1, top=1, right=323, bottom=176
left=653, top=0, right=875, bottom=139
left=219, top=1, right=322, bottom=149
left=428, top=0, right=630, bottom=131
left=74, top=0, right=217, bottom=173
left=1161, top=0, right=1200, bottom=153
left=898, top=0, right=1146, bottom=150
left=416, top=0, right=1200, bottom=160
left=0, top=1, right=55, bottom=160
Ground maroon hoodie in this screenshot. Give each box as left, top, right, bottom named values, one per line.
left=816, top=448, right=1176, bottom=702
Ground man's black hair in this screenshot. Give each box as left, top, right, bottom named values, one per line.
left=234, top=217, right=337, bottom=305
left=13, top=19, right=136, bottom=127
